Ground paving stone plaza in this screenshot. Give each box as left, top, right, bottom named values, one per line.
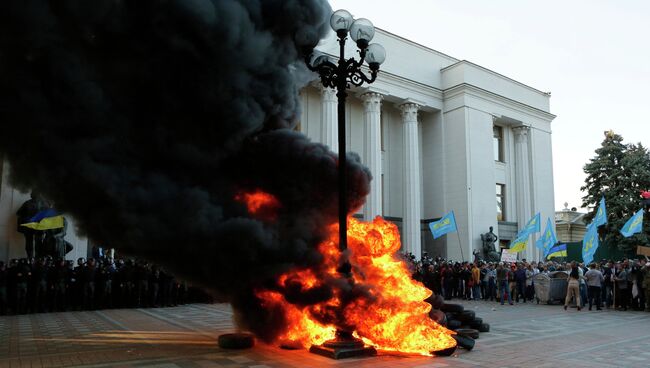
left=2, top=301, right=650, bottom=368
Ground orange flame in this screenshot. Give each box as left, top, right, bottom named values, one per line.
left=235, top=190, right=280, bottom=221
left=257, top=216, right=456, bottom=355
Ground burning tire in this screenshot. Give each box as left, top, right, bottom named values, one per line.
left=428, top=309, right=447, bottom=326
left=455, top=328, right=479, bottom=340
left=430, top=295, right=445, bottom=309
left=440, top=303, right=464, bottom=313
left=478, top=323, right=490, bottom=333
left=452, top=334, right=475, bottom=351
left=432, top=344, right=458, bottom=356
left=218, top=333, right=255, bottom=349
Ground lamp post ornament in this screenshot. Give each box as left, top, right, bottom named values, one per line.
left=303, top=9, right=386, bottom=359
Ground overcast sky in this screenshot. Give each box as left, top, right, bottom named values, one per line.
left=329, top=0, right=650, bottom=211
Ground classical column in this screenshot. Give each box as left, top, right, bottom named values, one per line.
left=361, top=92, right=383, bottom=220
left=320, top=86, right=338, bottom=153
left=400, top=103, right=422, bottom=258
left=513, top=126, right=533, bottom=261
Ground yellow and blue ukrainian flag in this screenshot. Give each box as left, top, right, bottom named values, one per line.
left=509, top=212, right=541, bottom=253
left=20, top=209, right=64, bottom=231
left=620, top=209, right=643, bottom=238
left=428, top=211, right=457, bottom=239
left=547, top=244, right=567, bottom=259
left=509, top=234, right=529, bottom=253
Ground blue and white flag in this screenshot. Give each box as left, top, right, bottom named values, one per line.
left=582, top=223, right=600, bottom=265
left=536, top=218, right=557, bottom=257
left=429, top=211, right=457, bottom=239
left=518, top=212, right=541, bottom=239
left=620, top=209, right=644, bottom=238
left=593, top=196, right=608, bottom=227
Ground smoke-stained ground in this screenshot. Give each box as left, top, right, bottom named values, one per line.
left=0, top=0, right=372, bottom=341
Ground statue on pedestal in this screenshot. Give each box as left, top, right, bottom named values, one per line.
left=480, top=226, right=501, bottom=262
left=16, top=191, right=48, bottom=258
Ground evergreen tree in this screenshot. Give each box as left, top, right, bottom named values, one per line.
left=581, top=131, right=650, bottom=253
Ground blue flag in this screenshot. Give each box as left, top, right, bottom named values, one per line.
left=582, top=223, right=599, bottom=265
left=593, top=196, right=608, bottom=227
left=429, top=211, right=457, bottom=239
left=518, top=212, right=541, bottom=238
left=547, top=244, right=567, bottom=259
left=620, top=209, right=644, bottom=238
left=536, top=218, right=557, bottom=257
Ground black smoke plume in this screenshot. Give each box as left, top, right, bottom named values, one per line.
left=0, top=0, right=372, bottom=341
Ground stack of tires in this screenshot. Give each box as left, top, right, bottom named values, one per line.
left=427, top=295, right=490, bottom=351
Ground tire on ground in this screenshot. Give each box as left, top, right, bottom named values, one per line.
left=452, top=334, right=475, bottom=350
left=440, top=303, right=464, bottom=313
left=218, top=333, right=255, bottom=349
left=457, top=310, right=476, bottom=322
left=478, top=323, right=490, bottom=333
left=455, top=328, right=479, bottom=339
left=447, top=319, right=462, bottom=330
left=469, top=318, right=483, bottom=329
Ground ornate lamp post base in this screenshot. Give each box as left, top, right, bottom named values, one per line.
left=309, top=331, right=377, bottom=359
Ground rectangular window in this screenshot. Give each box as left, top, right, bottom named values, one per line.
left=493, top=125, right=504, bottom=162
left=496, top=184, right=505, bottom=221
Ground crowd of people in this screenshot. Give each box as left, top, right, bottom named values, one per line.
left=0, top=255, right=210, bottom=316
left=405, top=252, right=650, bottom=312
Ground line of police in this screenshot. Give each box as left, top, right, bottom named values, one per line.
left=0, top=256, right=200, bottom=315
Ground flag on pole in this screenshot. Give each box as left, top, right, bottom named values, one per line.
left=593, top=196, right=608, bottom=227
left=518, top=212, right=541, bottom=239
left=20, top=209, right=64, bottom=231
left=582, top=223, right=600, bottom=265
left=536, top=218, right=557, bottom=257
left=620, top=209, right=644, bottom=237
left=547, top=244, right=567, bottom=259
left=509, top=234, right=529, bottom=253
left=428, top=211, right=457, bottom=239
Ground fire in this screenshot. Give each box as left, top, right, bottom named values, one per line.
left=235, top=190, right=280, bottom=221
left=257, top=216, right=457, bottom=355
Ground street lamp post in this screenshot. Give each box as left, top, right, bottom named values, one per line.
left=304, top=9, right=386, bottom=359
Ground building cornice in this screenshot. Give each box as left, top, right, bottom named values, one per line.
left=442, top=60, right=551, bottom=98
left=376, top=28, right=459, bottom=64
left=443, top=83, right=556, bottom=122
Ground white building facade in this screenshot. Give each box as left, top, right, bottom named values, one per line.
left=301, top=29, right=556, bottom=262
left=0, top=28, right=556, bottom=263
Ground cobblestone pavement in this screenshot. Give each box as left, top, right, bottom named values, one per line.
left=2, top=300, right=650, bottom=368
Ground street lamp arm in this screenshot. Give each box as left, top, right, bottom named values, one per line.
left=346, top=59, right=377, bottom=87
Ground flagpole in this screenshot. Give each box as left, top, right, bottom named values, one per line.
left=453, top=211, right=465, bottom=262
